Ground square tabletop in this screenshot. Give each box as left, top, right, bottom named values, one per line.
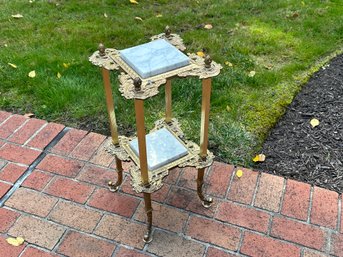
left=120, top=39, right=190, bottom=79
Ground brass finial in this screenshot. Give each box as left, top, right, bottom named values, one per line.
left=133, top=77, right=142, bottom=91
left=204, top=55, right=212, bottom=69
left=165, top=26, right=171, bottom=38
left=98, top=43, right=106, bottom=56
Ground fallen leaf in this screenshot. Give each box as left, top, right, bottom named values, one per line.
left=135, top=16, right=143, bottom=21
left=204, top=24, right=213, bottom=29
left=129, top=0, right=138, bottom=4
left=104, top=13, right=108, bottom=18
left=196, top=51, right=205, bottom=57
left=63, top=63, right=70, bottom=68
left=57, top=72, right=62, bottom=79
left=8, top=63, right=17, bottom=69
left=248, top=70, right=256, bottom=77
left=156, top=14, right=163, bottom=18
left=6, top=237, right=24, bottom=246
left=28, top=70, right=36, bottom=78
left=4, top=43, right=8, bottom=47
left=253, top=154, right=266, bottom=162
left=310, top=118, right=320, bottom=128
left=236, top=169, right=243, bottom=178
left=226, top=105, right=231, bottom=112
left=225, top=61, right=233, bottom=67
left=24, top=113, right=35, bottom=118
left=11, top=14, right=23, bottom=19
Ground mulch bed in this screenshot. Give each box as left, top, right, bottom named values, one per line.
left=256, top=54, right=343, bottom=193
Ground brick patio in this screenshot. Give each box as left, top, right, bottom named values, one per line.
left=0, top=111, right=342, bottom=257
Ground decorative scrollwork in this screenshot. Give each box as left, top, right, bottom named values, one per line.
left=150, top=33, right=186, bottom=52
left=117, top=72, right=166, bottom=100
left=105, top=136, right=131, bottom=161
left=178, top=53, right=223, bottom=79
left=89, top=48, right=120, bottom=70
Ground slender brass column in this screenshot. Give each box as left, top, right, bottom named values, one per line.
left=199, top=78, right=211, bottom=158
left=134, top=99, right=149, bottom=186
left=165, top=79, right=172, bottom=123
left=101, top=68, right=119, bottom=145
left=143, top=192, right=153, bottom=243
left=197, top=77, right=213, bottom=207
left=101, top=66, right=123, bottom=191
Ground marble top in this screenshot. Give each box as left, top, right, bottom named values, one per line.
left=120, top=39, right=190, bottom=79
left=129, top=128, right=188, bottom=171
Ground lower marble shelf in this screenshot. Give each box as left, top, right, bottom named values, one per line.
left=106, top=118, right=214, bottom=193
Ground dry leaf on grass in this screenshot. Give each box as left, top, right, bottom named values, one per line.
left=104, top=13, right=108, bottom=18
left=130, top=0, right=138, bottom=4
left=135, top=16, right=143, bottom=21
left=57, top=72, right=62, bottom=79
left=248, top=70, right=256, bottom=77
left=156, top=14, right=163, bottom=18
left=28, top=70, right=36, bottom=78
left=225, top=61, right=233, bottom=67
left=11, top=14, right=23, bottom=19
left=63, top=63, right=70, bottom=68
left=8, top=63, right=17, bottom=68
left=204, top=24, right=213, bottom=29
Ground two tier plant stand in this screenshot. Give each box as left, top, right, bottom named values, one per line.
left=89, top=27, right=222, bottom=243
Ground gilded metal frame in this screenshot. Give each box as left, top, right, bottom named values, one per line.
left=90, top=27, right=222, bottom=243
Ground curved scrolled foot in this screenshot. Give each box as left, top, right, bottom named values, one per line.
left=143, top=230, right=153, bottom=243
left=201, top=196, right=213, bottom=208
left=108, top=181, right=120, bottom=192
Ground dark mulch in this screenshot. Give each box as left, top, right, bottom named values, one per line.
left=256, top=54, right=343, bottom=193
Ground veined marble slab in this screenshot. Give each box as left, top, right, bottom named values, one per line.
left=129, top=128, right=188, bottom=171
left=120, top=39, right=190, bottom=79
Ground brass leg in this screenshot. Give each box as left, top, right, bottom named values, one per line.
left=197, top=167, right=213, bottom=208
left=143, top=193, right=153, bottom=243
left=108, top=157, right=123, bottom=192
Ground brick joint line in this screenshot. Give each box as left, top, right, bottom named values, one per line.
left=0, top=127, right=70, bottom=206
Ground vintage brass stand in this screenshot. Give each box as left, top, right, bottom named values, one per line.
left=89, top=27, right=222, bottom=243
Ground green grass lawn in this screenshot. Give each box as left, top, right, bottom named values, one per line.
left=0, top=0, right=342, bottom=166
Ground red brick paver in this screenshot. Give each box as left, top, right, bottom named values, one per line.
left=0, top=114, right=27, bottom=139
left=57, top=231, right=116, bottom=257
left=51, top=128, right=87, bottom=155
left=8, top=118, right=46, bottom=144
left=0, top=112, right=342, bottom=257
left=5, top=188, right=58, bottom=217
left=311, top=186, right=338, bottom=229
left=26, top=122, right=64, bottom=149
left=241, top=232, right=301, bottom=257
left=21, top=170, right=54, bottom=191
left=186, top=216, right=241, bottom=251
left=0, top=208, right=20, bottom=233
left=215, top=201, right=270, bottom=233
left=0, top=143, right=41, bottom=165
left=228, top=167, right=258, bottom=205
left=0, top=163, right=27, bottom=184
left=44, top=177, right=94, bottom=204
left=281, top=179, right=311, bottom=221
left=271, top=216, right=327, bottom=251
left=88, top=188, right=140, bottom=218
left=37, top=154, right=83, bottom=177
left=254, top=172, right=284, bottom=212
